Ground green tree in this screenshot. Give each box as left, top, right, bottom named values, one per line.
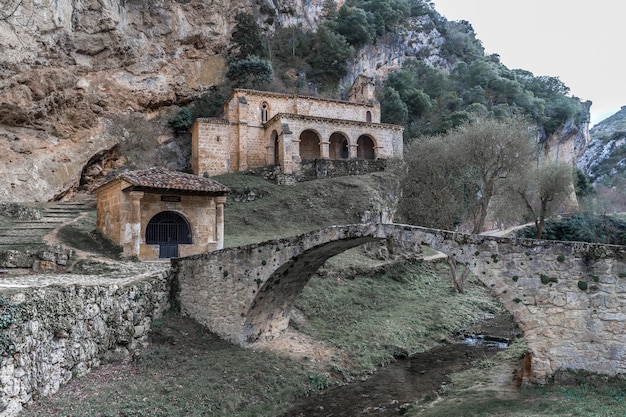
left=441, top=19, right=484, bottom=61
left=496, top=163, right=574, bottom=238
left=231, top=13, right=267, bottom=60
left=398, top=135, right=471, bottom=230
left=226, top=55, right=273, bottom=88
left=167, top=108, right=193, bottom=133
left=379, top=86, right=408, bottom=125
left=307, top=25, right=354, bottom=92
left=450, top=115, right=538, bottom=233
left=361, top=0, right=411, bottom=35
left=334, top=5, right=375, bottom=47
left=398, top=115, right=538, bottom=233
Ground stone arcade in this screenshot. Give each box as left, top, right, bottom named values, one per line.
left=191, top=76, right=404, bottom=177
left=94, top=168, right=229, bottom=260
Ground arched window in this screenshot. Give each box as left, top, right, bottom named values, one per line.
left=357, top=135, right=376, bottom=160
left=366, top=111, right=372, bottom=123
left=146, top=211, right=192, bottom=258
left=261, top=102, right=269, bottom=123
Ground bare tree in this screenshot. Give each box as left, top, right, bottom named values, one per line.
left=449, top=115, right=538, bottom=233
left=398, top=115, right=538, bottom=233
left=495, top=162, right=574, bottom=238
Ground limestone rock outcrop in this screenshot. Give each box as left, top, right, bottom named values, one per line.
left=540, top=101, right=592, bottom=166
left=578, top=106, right=626, bottom=184
left=0, top=0, right=284, bottom=201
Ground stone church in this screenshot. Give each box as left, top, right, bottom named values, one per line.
left=191, top=76, right=404, bottom=177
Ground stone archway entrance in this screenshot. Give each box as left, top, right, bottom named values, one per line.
left=146, top=211, right=192, bottom=258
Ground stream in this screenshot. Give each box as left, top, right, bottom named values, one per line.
left=279, top=316, right=518, bottom=417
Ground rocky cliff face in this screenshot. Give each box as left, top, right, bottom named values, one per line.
left=0, top=0, right=590, bottom=202
left=540, top=101, right=592, bottom=166
left=0, top=0, right=328, bottom=202
left=578, top=106, right=626, bottom=185
left=341, top=15, right=451, bottom=92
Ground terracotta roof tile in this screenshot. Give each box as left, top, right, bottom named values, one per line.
left=118, top=168, right=229, bottom=194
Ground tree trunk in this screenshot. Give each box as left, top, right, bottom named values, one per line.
left=447, top=257, right=470, bottom=293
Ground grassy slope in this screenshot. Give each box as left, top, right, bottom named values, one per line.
left=215, top=170, right=399, bottom=247
left=20, top=172, right=626, bottom=416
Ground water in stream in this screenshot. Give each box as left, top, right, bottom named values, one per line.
left=280, top=316, right=519, bottom=417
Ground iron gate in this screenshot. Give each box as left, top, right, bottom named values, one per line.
left=145, top=211, right=192, bottom=258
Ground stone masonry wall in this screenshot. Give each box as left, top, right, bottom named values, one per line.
left=228, top=90, right=379, bottom=128
left=138, top=193, right=220, bottom=259
left=0, top=270, right=171, bottom=416
left=379, top=224, right=626, bottom=383
left=191, top=118, right=231, bottom=177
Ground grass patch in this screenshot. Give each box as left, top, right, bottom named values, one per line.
left=295, top=261, right=502, bottom=376
left=21, top=313, right=312, bottom=417
left=216, top=171, right=400, bottom=247
left=407, top=339, right=626, bottom=417
left=20, top=259, right=506, bottom=416
left=57, top=211, right=122, bottom=259
left=409, top=362, right=626, bottom=417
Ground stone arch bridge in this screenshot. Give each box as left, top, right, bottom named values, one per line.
left=171, top=223, right=626, bottom=384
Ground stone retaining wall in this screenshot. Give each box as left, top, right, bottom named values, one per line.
left=0, top=270, right=172, bottom=416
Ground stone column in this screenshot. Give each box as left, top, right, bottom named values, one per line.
left=281, top=124, right=296, bottom=174
left=349, top=143, right=358, bottom=159
left=320, top=139, right=330, bottom=159
left=129, top=191, right=144, bottom=258
left=216, top=196, right=227, bottom=250
left=238, top=121, right=249, bottom=171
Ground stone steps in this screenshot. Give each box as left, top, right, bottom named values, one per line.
left=0, top=228, right=55, bottom=237
left=0, top=196, right=96, bottom=252
left=0, top=243, right=49, bottom=251
left=0, top=235, right=49, bottom=245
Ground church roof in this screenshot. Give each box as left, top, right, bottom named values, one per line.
left=115, top=168, right=229, bottom=194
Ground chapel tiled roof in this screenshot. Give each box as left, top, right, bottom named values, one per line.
left=118, top=167, right=229, bottom=194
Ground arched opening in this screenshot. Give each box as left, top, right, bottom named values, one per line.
left=146, top=211, right=192, bottom=258
left=329, top=132, right=349, bottom=160
left=357, top=135, right=376, bottom=160
left=273, top=132, right=280, bottom=165
left=267, top=130, right=280, bottom=166
left=261, top=102, right=269, bottom=123
left=366, top=111, right=372, bottom=123
left=241, top=236, right=381, bottom=343
left=299, top=130, right=321, bottom=159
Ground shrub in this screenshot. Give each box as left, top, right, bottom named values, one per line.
left=168, top=108, right=193, bottom=133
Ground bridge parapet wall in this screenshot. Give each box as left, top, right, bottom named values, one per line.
left=379, top=224, right=626, bottom=383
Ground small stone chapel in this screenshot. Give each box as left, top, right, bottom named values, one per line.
left=94, top=167, right=229, bottom=260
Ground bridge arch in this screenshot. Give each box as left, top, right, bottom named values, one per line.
left=173, top=223, right=626, bottom=384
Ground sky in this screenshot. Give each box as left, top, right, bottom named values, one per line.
left=432, top=0, right=625, bottom=127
